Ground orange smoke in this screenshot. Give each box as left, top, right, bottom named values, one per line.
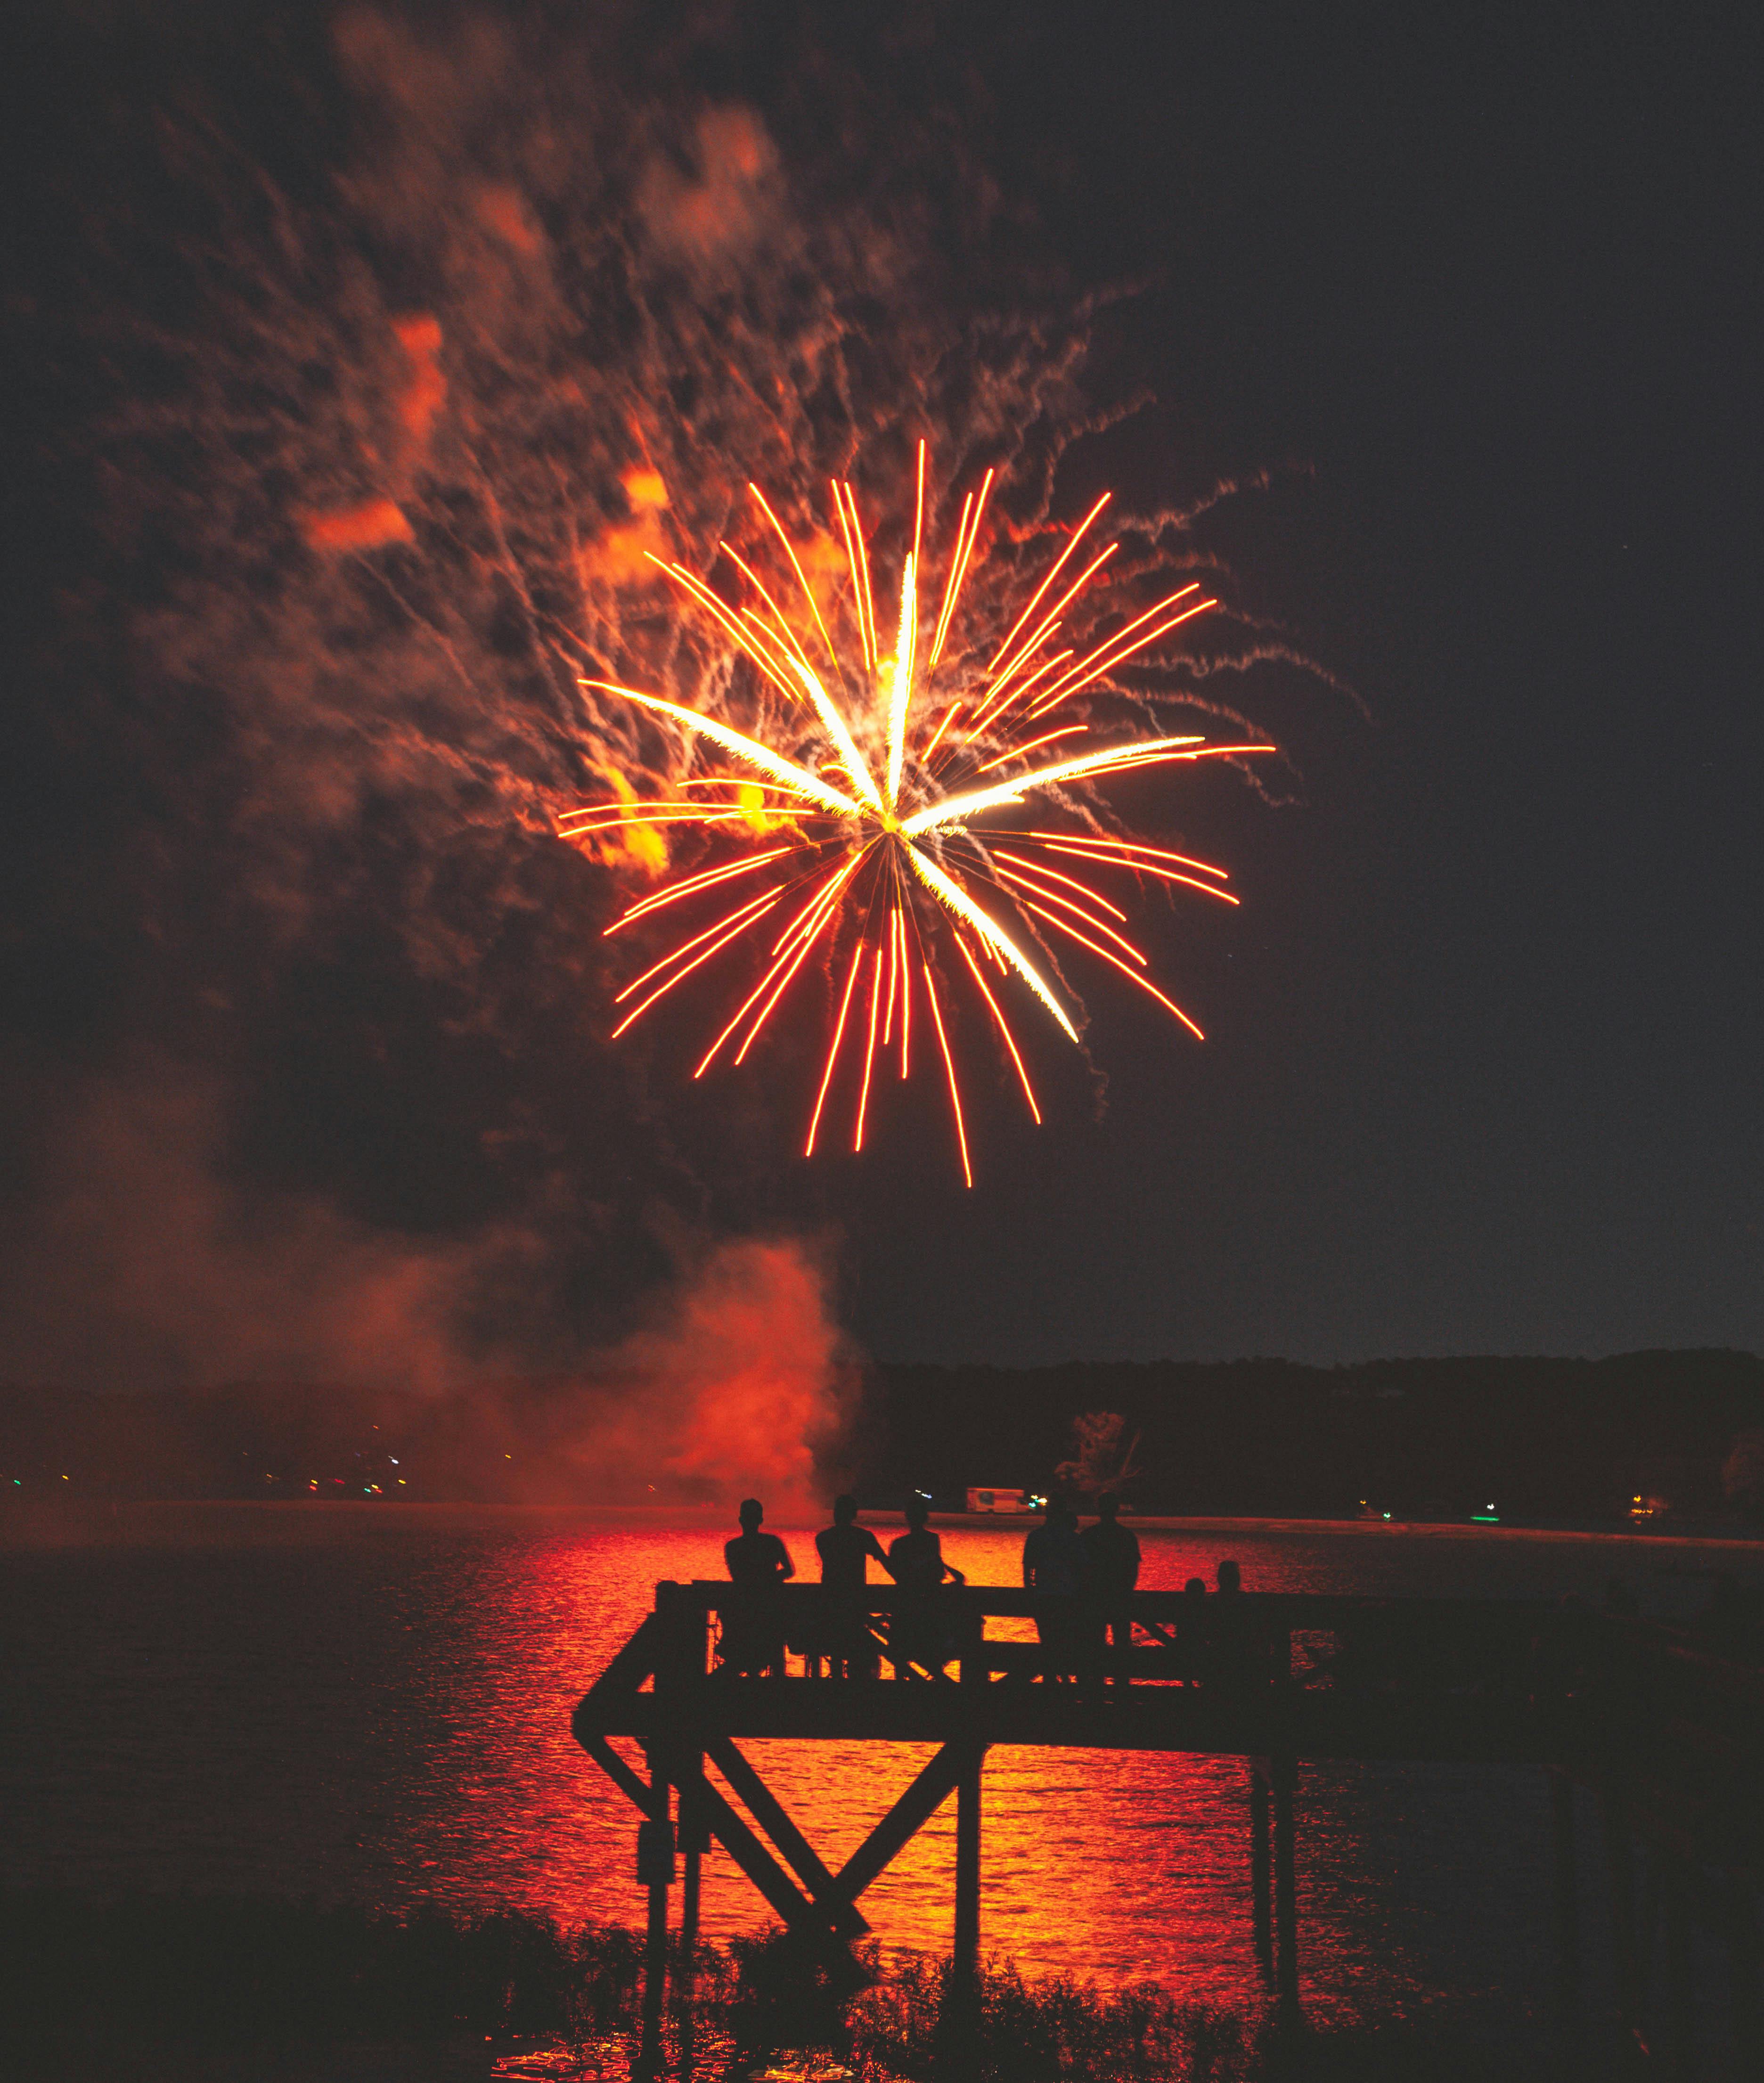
left=577, top=467, right=671, bottom=587
left=572, top=765, right=669, bottom=876
left=469, top=181, right=544, bottom=255
left=298, top=314, right=446, bottom=553
left=391, top=313, right=446, bottom=442
left=299, top=498, right=414, bottom=551
left=637, top=107, right=779, bottom=266
left=565, top=1236, right=853, bottom=1512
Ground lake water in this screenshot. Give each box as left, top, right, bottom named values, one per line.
left=7, top=1503, right=1761, bottom=2046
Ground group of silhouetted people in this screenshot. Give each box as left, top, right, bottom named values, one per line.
left=719, top=1492, right=967, bottom=1677
left=718, top=1493, right=1242, bottom=1684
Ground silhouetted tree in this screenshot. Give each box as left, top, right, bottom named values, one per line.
left=1722, top=1428, right=1764, bottom=1522
left=1055, top=1411, right=1140, bottom=1499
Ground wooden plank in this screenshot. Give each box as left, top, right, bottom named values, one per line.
left=835, top=1740, right=985, bottom=1903
left=580, top=1732, right=656, bottom=1817
left=687, top=1765, right=853, bottom=1938
left=580, top=1677, right=1554, bottom=1764
left=955, top=1749, right=983, bottom=1975
left=581, top=1614, right=661, bottom=1699
left=705, top=1737, right=872, bottom=1936
left=637, top=1765, right=670, bottom=2079
left=662, top=1582, right=1562, bottom=1632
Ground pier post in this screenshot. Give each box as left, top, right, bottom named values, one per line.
left=1272, top=1754, right=1299, bottom=2010
left=676, top=1772, right=703, bottom=2083
left=678, top=1756, right=706, bottom=1971
left=636, top=1761, right=674, bottom=2079
left=1249, top=1758, right=1273, bottom=1981
left=955, top=1748, right=982, bottom=1980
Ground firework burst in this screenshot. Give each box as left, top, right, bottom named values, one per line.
left=567, top=447, right=1273, bottom=1184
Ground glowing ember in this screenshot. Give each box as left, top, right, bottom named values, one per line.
left=567, top=447, right=1273, bottom=1181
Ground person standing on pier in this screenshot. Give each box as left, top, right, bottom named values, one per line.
left=815, top=1494, right=890, bottom=1677
left=1209, top=1556, right=1254, bottom=1694
left=719, top=1497, right=794, bottom=1676
left=1081, top=1493, right=1141, bottom=1684
left=887, top=1495, right=965, bottom=1677
left=1023, top=1496, right=1091, bottom=1683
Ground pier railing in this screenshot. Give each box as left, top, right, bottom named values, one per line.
left=576, top=1581, right=1581, bottom=1759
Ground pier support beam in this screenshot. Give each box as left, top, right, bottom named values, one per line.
left=955, top=1747, right=983, bottom=1979
left=707, top=1737, right=859, bottom=1931
left=636, top=1758, right=673, bottom=2080
left=678, top=1753, right=706, bottom=1977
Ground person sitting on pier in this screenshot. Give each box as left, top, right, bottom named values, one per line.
left=815, top=1494, right=890, bottom=1678
left=887, top=1495, right=966, bottom=1679
left=719, top=1497, right=795, bottom=1677
left=1208, top=1556, right=1262, bottom=1693
left=1175, top=1576, right=1210, bottom=1682
left=1023, top=1495, right=1092, bottom=1684
left=1080, top=1492, right=1141, bottom=1684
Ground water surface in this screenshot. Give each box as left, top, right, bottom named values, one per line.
left=8, top=1503, right=1759, bottom=2039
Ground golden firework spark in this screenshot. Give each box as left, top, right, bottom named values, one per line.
left=567, top=447, right=1272, bottom=1183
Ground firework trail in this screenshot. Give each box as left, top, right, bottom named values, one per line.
left=568, top=452, right=1273, bottom=1182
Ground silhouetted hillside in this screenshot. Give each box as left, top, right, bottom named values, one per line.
left=5, top=1351, right=1761, bottom=1525
left=875, top=1350, right=1764, bottom=1520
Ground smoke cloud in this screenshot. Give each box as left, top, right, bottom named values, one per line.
left=561, top=1233, right=858, bottom=1511
left=1, top=4, right=1293, bottom=1421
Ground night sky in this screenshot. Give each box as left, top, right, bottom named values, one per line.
left=4, top=1, right=1759, bottom=1383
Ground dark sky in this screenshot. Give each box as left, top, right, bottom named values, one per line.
left=837, top=0, right=1764, bottom=1362
left=3, top=1, right=1759, bottom=1380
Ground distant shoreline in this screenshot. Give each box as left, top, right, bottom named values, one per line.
left=923, top=1509, right=1764, bottom=1546
left=6, top=1494, right=1761, bottom=1551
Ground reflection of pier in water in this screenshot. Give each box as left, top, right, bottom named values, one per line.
left=574, top=1582, right=1764, bottom=2069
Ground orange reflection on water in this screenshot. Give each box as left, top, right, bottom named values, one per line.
left=392, top=1516, right=1460, bottom=2023
left=26, top=1505, right=1747, bottom=2030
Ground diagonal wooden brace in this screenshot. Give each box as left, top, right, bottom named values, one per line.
left=835, top=1737, right=988, bottom=1903
left=581, top=1732, right=659, bottom=1818
left=580, top=1615, right=661, bottom=1702
left=688, top=1764, right=866, bottom=1939
left=584, top=1731, right=852, bottom=1939
left=705, top=1737, right=872, bottom=1937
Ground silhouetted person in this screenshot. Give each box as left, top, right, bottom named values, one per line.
left=1081, top=1494, right=1141, bottom=1684
left=888, top=1496, right=964, bottom=1677
left=1210, top=1556, right=1252, bottom=1692
left=817, top=1494, right=888, bottom=1588
left=1023, top=1496, right=1090, bottom=1683
left=1180, top=1576, right=1209, bottom=1682
left=816, top=1494, right=889, bottom=1677
left=719, top=1498, right=794, bottom=1675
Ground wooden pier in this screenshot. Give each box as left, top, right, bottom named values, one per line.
left=573, top=1579, right=1764, bottom=2070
